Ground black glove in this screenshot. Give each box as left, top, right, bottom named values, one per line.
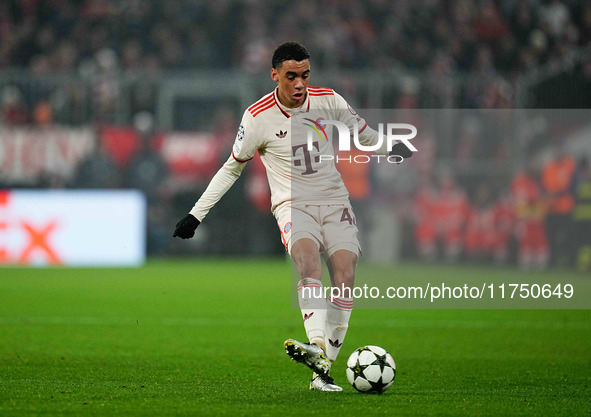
left=173, top=214, right=200, bottom=239
left=389, top=142, right=413, bottom=162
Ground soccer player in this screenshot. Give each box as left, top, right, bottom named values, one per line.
left=173, top=42, right=412, bottom=391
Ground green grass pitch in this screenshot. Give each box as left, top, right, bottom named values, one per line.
left=0, top=260, right=589, bottom=416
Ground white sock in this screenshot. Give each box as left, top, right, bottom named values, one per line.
left=325, top=296, right=353, bottom=362
left=297, top=277, right=327, bottom=347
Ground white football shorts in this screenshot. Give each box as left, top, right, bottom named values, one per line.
left=274, top=202, right=361, bottom=258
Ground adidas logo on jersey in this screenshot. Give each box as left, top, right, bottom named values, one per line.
left=276, top=130, right=287, bottom=138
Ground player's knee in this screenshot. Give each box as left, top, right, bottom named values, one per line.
left=294, top=252, right=322, bottom=280
left=332, top=266, right=355, bottom=288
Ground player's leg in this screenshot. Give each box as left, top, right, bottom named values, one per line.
left=280, top=205, right=344, bottom=389
left=284, top=238, right=332, bottom=376
left=291, top=237, right=326, bottom=351
left=325, top=249, right=357, bottom=363
left=276, top=205, right=326, bottom=346
left=320, top=203, right=360, bottom=366
left=278, top=205, right=332, bottom=377
left=301, top=248, right=357, bottom=391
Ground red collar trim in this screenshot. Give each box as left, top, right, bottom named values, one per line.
left=273, top=88, right=310, bottom=118
left=274, top=89, right=291, bottom=118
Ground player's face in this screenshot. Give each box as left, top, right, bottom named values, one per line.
left=271, top=59, right=310, bottom=109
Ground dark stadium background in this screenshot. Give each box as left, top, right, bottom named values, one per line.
left=1, top=0, right=590, bottom=266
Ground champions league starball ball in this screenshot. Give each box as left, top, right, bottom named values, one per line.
left=346, top=345, right=396, bottom=394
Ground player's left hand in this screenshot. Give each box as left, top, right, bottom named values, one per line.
left=173, top=214, right=200, bottom=239
left=389, top=143, right=413, bottom=161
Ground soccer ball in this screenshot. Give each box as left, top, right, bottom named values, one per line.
left=346, top=345, right=396, bottom=393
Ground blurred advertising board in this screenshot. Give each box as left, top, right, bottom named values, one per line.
left=0, top=127, right=94, bottom=184
left=0, top=127, right=221, bottom=185
left=0, top=190, right=145, bottom=267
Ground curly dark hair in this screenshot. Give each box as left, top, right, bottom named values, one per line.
left=272, top=42, right=310, bottom=69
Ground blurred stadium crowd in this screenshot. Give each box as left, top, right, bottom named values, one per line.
left=1, top=0, right=591, bottom=74
left=1, top=0, right=591, bottom=117
left=0, top=0, right=590, bottom=269
left=407, top=147, right=590, bottom=270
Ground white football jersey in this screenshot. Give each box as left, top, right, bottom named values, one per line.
left=190, top=86, right=383, bottom=221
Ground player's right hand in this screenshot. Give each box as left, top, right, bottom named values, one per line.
left=173, top=214, right=200, bottom=239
